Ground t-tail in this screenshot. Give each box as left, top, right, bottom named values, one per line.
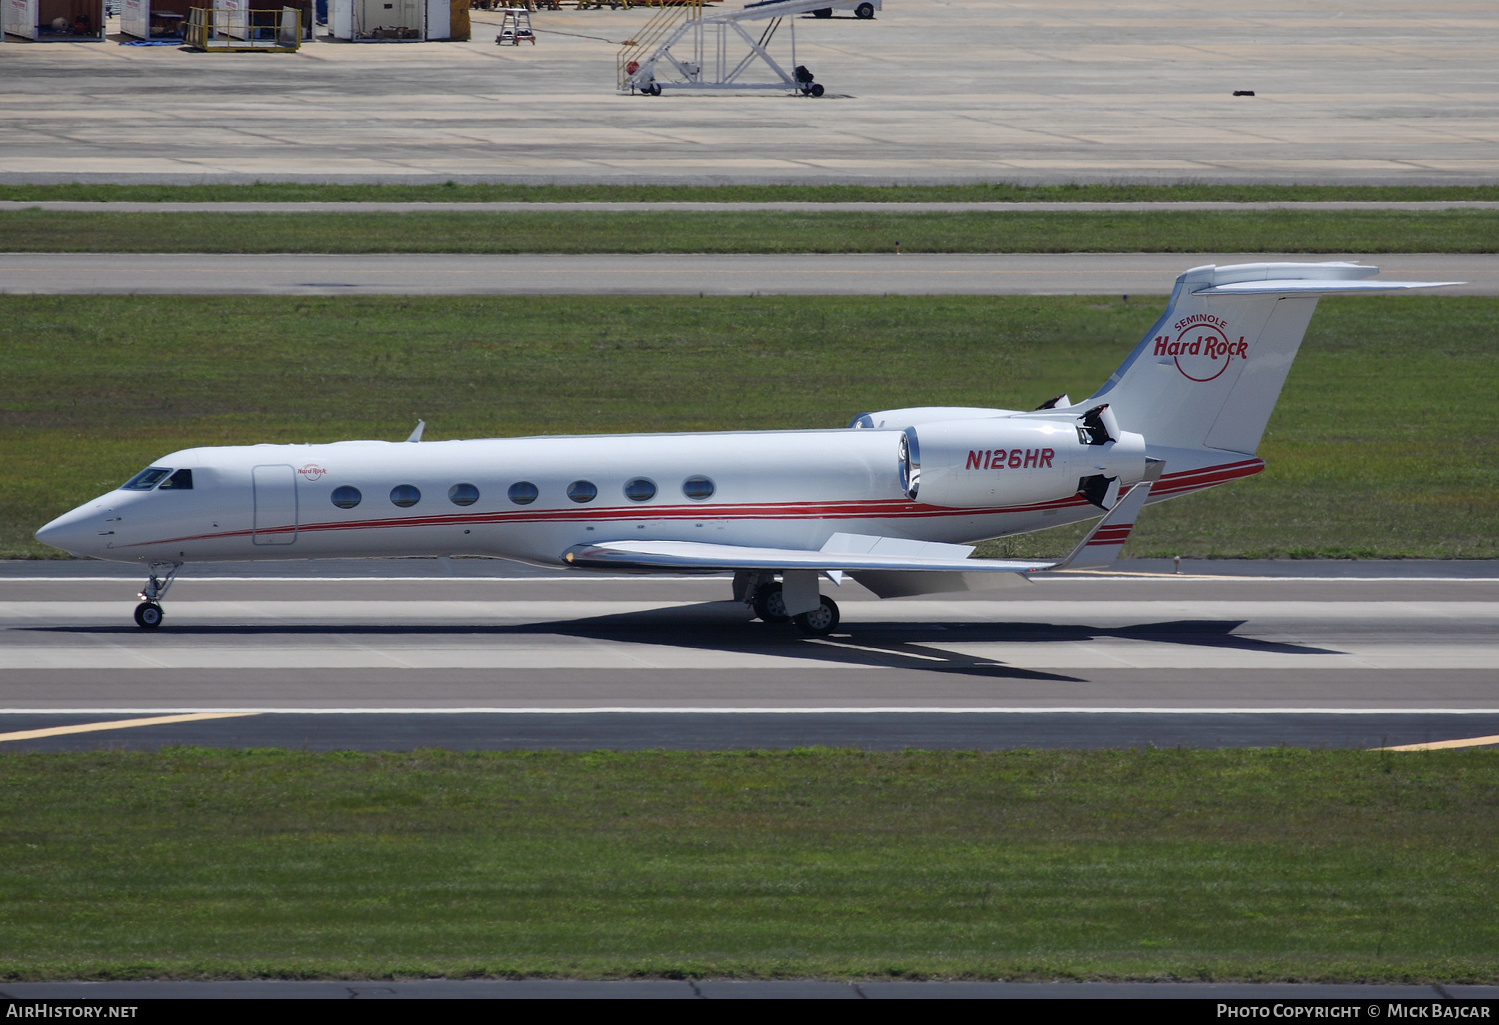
left=1084, top=263, right=1458, bottom=461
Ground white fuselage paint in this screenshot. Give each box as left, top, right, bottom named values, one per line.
left=36, top=424, right=1254, bottom=569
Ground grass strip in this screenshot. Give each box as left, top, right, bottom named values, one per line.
left=4, top=183, right=1499, bottom=204
left=0, top=748, right=1495, bottom=982
left=2, top=209, right=1496, bottom=254
left=3, top=294, right=1495, bottom=561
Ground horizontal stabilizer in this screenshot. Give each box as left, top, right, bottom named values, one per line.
left=1195, top=278, right=1464, bottom=295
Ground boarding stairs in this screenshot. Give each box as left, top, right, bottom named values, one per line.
left=617, top=0, right=868, bottom=95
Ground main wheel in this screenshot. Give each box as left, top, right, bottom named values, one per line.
left=752, top=585, right=790, bottom=623
left=134, top=601, right=163, bottom=629
left=647, top=82, right=662, bottom=96
left=854, top=2, right=874, bottom=18
left=792, top=595, right=840, bottom=637
left=812, top=7, right=832, bottom=16
left=810, top=83, right=825, bottom=97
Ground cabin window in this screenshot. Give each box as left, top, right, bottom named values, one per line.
left=331, top=486, right=362, bottom=509
left=157, top=468, right=194, bottom=490
left=507, top=481, right=539, bottom=505
left=121, top=467, right=171, bottom=491
left=682, top=475, right=716, bottom=501
left=567, top=480, right=598, bottom=504
left=390, top=484, right=421, bottom=508
left=623, top=477, right=657, bottom=502
left=448, top=483, right=480, bottom=507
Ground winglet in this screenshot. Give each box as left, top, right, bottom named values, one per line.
left=1046, top=458, right=1165, bottom=571
left=405, top=419, right=426, bottom=443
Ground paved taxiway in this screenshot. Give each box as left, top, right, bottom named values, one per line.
left=3, top=565, right=1496, bottom=751
left=1, top=253, right=1490, bottom=296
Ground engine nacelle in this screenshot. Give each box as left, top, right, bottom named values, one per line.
left=902, top=418, right=1147, bottom=508
left=850, top=406, right=1019, bottom=430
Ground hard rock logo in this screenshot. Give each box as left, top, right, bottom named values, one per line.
left=297, top=463, right=328, bottom=481
left=1153, top=315, right=1248, bottom=382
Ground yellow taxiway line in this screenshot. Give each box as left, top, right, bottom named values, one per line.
left=1380, top=734, right=1499, bottom=752
left=0, top=712, right=258, bottom=744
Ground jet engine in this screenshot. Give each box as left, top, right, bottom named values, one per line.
left=900, top=415, right=1147, bottom=509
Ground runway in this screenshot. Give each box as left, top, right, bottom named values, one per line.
left=0, top=253, right=1490, bottom=296
left=8, top=202, right=1499, bottom=214
left=3, top=566, right=1497, bottom=751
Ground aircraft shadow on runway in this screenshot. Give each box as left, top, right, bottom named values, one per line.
left=32, top=601, right=1345, bottom=682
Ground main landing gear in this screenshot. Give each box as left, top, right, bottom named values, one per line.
left=134, top=561, right=180, bottom=630
left=737, top=573, right=841, bottom=637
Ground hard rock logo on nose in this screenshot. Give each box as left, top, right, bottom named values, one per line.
left=1152, top=325, right=1248, bottom=382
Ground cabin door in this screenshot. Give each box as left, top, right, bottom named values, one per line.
left=252, top=465, right=299, bottom=545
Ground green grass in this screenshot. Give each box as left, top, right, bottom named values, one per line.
left=0, top=748, right=1495, bottom=981
left=5, top=183, right=1499, bottom=204
left=4, top=294, right=1495, bottom=560
left=3, top=209, right=1497, bottom=253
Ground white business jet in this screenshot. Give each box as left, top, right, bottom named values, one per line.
left=36, top=262, right=1455, bottom=634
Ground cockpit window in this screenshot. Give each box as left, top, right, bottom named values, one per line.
left=157, top=468, right=194, bottom=490
left=121, top=467, right=171, bottom=491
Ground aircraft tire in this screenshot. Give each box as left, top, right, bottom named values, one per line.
left=134, top=601, right=164, bottom=629
left=792, top=595, right=840, bottom=637
left=752, top=585, right=790, bottom=623
left=854, top=3, right=874, bottom=18
left=812, top=7, right=832, bottom=17
left=811, top=83, right=825, bottom=97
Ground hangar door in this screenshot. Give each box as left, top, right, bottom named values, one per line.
left=252, top=465, right=299, bottom=546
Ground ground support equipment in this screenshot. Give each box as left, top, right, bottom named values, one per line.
left=617, top=0, right=871, bottom=95
left=495, top=7, right=534, bottom=42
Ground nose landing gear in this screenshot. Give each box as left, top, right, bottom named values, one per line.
left=134, top=561, right=181, bottom=630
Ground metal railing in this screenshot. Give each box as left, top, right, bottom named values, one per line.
left=617, top=0, right=700, bottom=90
left=184, top=5, right=301, bottom=50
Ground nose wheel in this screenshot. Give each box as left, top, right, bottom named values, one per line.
left=133, top=561, right=181, bottom=629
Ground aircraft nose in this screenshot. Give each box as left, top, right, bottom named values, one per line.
left=35, top=505, right=102, bottom=556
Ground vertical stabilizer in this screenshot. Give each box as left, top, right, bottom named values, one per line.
left=1085, top=263, right=1456, bottom=456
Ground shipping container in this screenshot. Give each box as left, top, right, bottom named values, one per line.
left=4, top=0, right=106, bottom=39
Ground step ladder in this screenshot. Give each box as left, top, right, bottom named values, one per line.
left=617, top=0, right=874, bottom=95
left=496, top=7, right=535, bottom=44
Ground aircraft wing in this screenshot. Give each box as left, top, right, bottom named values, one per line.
left=563, top=464, right=1161, bottom=586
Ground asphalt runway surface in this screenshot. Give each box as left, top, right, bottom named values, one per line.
left=1, top=252, right=1489, bottom=296
left=3, top=563, right=1496, bottom=751
left=8, top=201, right=1499, bottom=213
left=2, top=1, right=1495, bottom=184
left=4, top=980, right=1498, bottom=1000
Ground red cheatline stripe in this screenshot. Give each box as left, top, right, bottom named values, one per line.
left=124, top=459, right=1261, bottom=550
